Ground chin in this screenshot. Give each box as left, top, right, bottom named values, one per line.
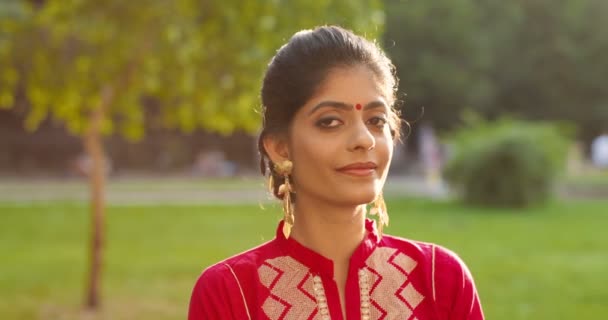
left=342, top=189, right=378, bottom=206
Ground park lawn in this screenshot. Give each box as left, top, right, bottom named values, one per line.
left=1, top=198, right=607, bottom=319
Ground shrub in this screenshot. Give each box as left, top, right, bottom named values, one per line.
left=443, top=113, right=571, bottom=208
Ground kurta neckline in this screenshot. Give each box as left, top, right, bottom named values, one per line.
left=274, top=218, right=381, bottom=278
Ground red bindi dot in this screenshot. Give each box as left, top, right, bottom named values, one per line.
left=355, top=103, right=362, bottom=110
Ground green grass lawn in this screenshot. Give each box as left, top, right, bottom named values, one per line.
left=1, top=198, right=607, bottom=319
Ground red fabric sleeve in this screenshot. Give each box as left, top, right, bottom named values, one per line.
left=433, top=245, right=484, bottom=320
left=188, top=263, right=250, bottom=320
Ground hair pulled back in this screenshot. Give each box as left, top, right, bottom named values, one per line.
left=258, top=25, right=401, bottom=199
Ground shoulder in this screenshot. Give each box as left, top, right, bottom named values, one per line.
left=432, top=244, right=484, bottom=319
left=381, top=234, right=473, bottom=289
left=188, top=240, right=280, bottom=320
left=380, top=235, right=484, bottom=319
left=379, top=235, right=474, bottom=284
left=428, top=244, right=477, bottom=296
left=380, top=234, right=470, bottom=271
left=430, top=243, right=474, bottom=277
left=195, top=238, right=280, bottom=286
left=379, top=234, right=443, bottom=264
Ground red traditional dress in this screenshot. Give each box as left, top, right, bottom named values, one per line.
left=189, top=219, right=484, bottom=320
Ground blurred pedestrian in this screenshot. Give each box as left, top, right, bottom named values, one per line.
left=591, top=130, right=608, bottom=169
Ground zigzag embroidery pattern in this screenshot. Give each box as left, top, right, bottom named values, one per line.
left=258, top=256, right=323, bottom=320
left=362, top=248, right=425, bottom=320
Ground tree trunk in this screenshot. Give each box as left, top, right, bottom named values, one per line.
left=84, top=124, right=105, bottom=309
left=84, top=86, right=113, bottom=310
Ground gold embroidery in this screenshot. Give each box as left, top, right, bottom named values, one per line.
left=400, top=283, right=424, bottom=309
left=393, top=252, right=418, bottom=274
left=259, top=264, right=279, bottom=288
left=359, top=269, right=372, bottom=320
left=312, top=275, right=330, bottom=319
left=362, top=247, right=425, bottom=319
left=262, top=298, right=287, bottom=319
left=258, top=256, right=326, bottom=320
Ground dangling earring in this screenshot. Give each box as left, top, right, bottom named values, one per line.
left=274, top=160, right=294, bottom=238
left=369, top=192, right=389, bottom=236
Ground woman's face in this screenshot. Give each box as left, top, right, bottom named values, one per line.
left=287, top=65, right=394, bottom=207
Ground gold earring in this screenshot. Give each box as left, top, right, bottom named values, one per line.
left=369, top=193, right=389, bottom=236
left=274, top=160, right=294, bottom=238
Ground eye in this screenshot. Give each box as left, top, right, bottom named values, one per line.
left=316, top=117, right=343, bottom=128
left=367, top=116, right=388, bottom=128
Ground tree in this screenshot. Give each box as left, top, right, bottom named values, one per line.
left=384, top=0, right=608, bottom=144
left=0, top=0, right=385, bottom=310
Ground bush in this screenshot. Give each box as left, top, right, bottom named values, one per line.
left=443, top=114, right=571, bottom=208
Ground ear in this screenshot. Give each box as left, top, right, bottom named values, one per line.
left=263, top=134, right=290, bottom=165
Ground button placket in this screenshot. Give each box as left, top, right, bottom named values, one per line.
left=312, top=275, right=331, bottom=320
left=359, top=268, right=371, bottom=319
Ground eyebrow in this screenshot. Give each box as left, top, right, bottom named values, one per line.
left=307, top=100, right=387, bottom=115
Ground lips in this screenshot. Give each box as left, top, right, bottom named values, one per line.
left=336, top=162, right=377, bottom=176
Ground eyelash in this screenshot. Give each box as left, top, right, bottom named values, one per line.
left=316, top=117, right=343, bottom=128
left=315, top=116, right=388, bottom=129
left=368, top=116, right=388, bottom=128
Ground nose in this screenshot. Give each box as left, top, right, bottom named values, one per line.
left=348, top=121, right=375, bottom=152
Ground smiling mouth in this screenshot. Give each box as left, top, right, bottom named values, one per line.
left=336, top=162, right=377, bottom=177
left=338, top=168, right=375, bottom=177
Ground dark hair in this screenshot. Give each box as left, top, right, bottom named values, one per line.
left=258, top=25, right=402, bottom=199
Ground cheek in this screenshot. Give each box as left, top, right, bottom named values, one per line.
left=290, top=132, right=330, bottom=175
left=376, top=134, right=394, bottom=166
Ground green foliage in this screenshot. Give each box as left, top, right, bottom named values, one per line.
left=0, top=0, right=384, bottom=139
left=385, top=0, right=608, bottom=141
left=443, top=113, right=571, bottom=207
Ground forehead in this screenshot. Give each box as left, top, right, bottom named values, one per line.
left=304, top=66, right=387, bottom=109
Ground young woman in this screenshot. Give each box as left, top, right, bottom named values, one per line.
left=189, top=25, right=484, bottom=320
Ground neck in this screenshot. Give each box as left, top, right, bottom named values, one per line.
left=289, top=194, right=368, bottom=265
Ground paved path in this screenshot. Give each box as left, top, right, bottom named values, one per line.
left=0, top=175, right=448, bottom=205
